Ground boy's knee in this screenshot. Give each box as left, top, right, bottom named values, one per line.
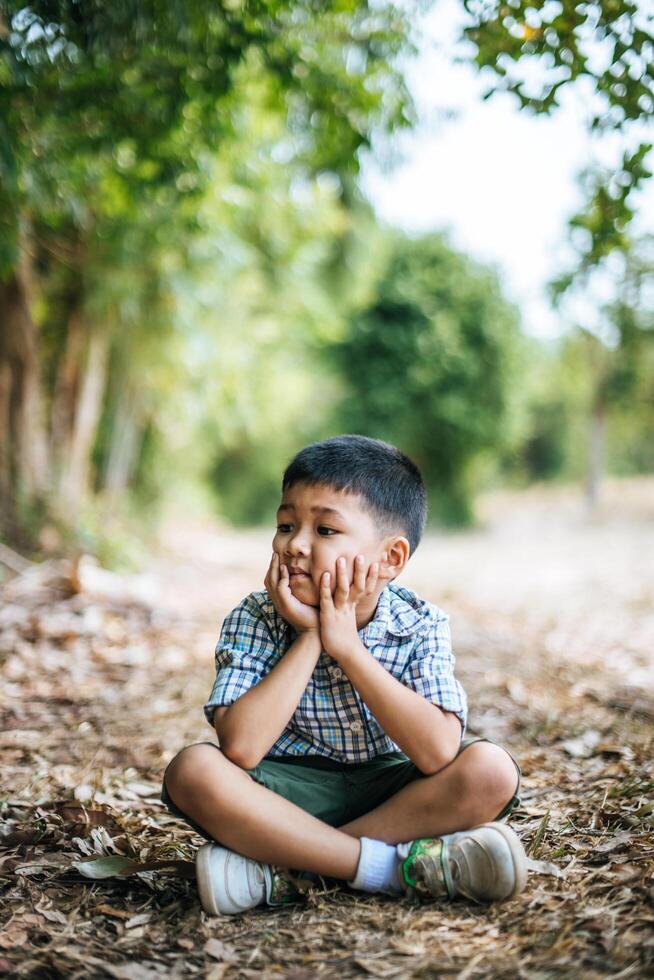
left=457, top=741, right=519, bottom=812
left=164, top=742, right=225, bottom=803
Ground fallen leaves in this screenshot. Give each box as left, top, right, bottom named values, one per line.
left=1, top=544, right=653, bottom=978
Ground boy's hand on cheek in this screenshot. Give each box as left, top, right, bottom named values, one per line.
left=319, top=555, right=379, bottom=662
left=264, top=553, right=321, bottom=636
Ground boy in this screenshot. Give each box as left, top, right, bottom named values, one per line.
left=162, top=435, right=526, bottom=914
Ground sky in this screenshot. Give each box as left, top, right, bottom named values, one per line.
left=360, top=0, right=654, bottom=341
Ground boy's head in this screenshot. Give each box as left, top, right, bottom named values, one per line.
left=273, top=435, right=427, bottom=609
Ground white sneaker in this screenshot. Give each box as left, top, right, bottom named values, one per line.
left=396, top=822, right=527, bottom=903
left=195, top=843, right=308, bottom=915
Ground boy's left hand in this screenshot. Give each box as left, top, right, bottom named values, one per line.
left=319, top=554, right=380, bottom=662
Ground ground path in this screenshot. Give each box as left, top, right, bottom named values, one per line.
left=2, top=479, right=653, bottom=978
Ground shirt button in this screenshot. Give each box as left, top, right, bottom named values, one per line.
left=330, top=667, right=343, bottom=679
left=349, top=721, right=362, bottom=733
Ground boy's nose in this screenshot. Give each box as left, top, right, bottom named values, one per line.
left=286, top=535, right=310, bottom=557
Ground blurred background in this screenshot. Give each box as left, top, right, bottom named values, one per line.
left=1, top=0, right=653, bottom=569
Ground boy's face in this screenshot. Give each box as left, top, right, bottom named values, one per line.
left=272, top=482, right=393, bottom=608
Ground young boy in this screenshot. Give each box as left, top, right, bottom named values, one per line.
left=161, top=435, right=526, bottom=914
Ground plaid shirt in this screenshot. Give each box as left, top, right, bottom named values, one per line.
left=204, top=582, right=467, bottom=763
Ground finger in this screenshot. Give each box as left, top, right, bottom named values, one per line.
left=365, top=561, right=380, bottom=594
left=335, top=557, right=349, bottom=603
left=270, top=552, right=280, bottom=590
left=352, top=554, right=366, bottom=595
left=278, top=560, right=291, bottom=594
left=320, top=571, right=333, bottom=608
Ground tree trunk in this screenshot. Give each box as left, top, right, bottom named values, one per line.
left=56, top=327, right=108, bottom=512
left=0, top=271, right=50, bottom=519
left=102, top=387, right=142, bottom=498
left=585, top=403, right=606, bottom=511
left=50, top=306, right=85, bottom=480
left=0, top=357, right=11, bottom=502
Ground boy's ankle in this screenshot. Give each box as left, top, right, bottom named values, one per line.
left=348, top=838, right=403, bottom=895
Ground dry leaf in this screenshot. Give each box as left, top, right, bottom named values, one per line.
left=204, top=938, right=238, bottom=963
left=526, top=857, right=567, bottom=879
left=594, top=831, right=633, bottom=854
left=101, top=963, right=167, bottom=980
left=125, top=913, right=153, bottom=929
left=0, top=931, right=27, bottom=949
left=560, top=730, right=601, bottom=758
left=74, top=855, right=194, bottom=878
left=36, top=906, right=67, bottom=925
left=605, top=863, right=642, bottom=885
left=205, top=966, right=230, bottom=980
left=88, top=905, right=133, bottom=920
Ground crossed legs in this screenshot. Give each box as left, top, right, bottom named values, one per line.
left=163, top=741, right=519, bottom=880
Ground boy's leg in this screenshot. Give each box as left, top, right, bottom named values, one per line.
left=163, top=742, right=361, bottom=879
left=164, top=739, right=526, bottom=912
left=338, top=740, right=520, bottom=844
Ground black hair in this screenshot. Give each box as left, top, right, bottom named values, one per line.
left=281, top=434, right=427, bottom=554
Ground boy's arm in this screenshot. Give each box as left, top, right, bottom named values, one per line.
left=320, top=558, right=463, bottom=775
left=210, top=555, right=325, bottom=770
left=334, top=639, right=462, bottom=775
left=212, top=629, right=322, bottom=769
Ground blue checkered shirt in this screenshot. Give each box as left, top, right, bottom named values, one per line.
left=203, top=582, right=467, bottom=763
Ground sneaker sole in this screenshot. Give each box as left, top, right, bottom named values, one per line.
left=196, top=843, right=221, bottom=915
left=472, top=822, right=527, bottom=900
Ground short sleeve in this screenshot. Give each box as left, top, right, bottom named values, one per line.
left=203, top=594, right=281, bottom=726
left=401, top=615, right=468, bottom=733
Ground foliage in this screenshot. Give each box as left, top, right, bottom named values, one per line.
left=326, top=231, right=524, bottom=524
left=461, top=0, right=654, bottom=276
left=0, top=0, right=420, bottom=549
left=158, top=108, right=378, bottom=526
left=1, top=0, right=414, bottom=273
left=461, top=1, right=654, bottom=498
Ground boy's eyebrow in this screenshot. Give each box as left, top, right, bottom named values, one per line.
left=277, top=504, right=345, bottom=519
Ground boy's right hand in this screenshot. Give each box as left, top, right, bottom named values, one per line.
left=264, top=553, right=321, bottom=636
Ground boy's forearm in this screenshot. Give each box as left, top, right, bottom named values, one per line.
left=213, top=630, right=322, bottom=769
left=338, top=639, right=462, bottom=774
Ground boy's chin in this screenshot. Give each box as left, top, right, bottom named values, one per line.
left=290, top=577, right=319, bottom=604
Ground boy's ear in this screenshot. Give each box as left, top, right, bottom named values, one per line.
left=378, top=535, right=410, bottom=581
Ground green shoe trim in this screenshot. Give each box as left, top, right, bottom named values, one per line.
left=267, top=868, right=313, bottom=906
left=400, top=838, right=449, bottom=899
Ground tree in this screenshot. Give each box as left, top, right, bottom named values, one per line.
left=461, top=0, right=654, bottom=502
left=576, top=238, right=654, bottom=505
left=0, top=0, right=415, bottom=543
left=461, top=0, right=653, bottom=275
left=326, top=232, right=523, bottom=524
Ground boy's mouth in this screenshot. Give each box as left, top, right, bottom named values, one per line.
left=288, top=567, right=310, bottom=578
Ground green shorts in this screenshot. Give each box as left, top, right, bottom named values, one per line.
left=160, top=736, right=521, bottom=844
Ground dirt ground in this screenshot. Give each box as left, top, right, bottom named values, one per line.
left=1, top=478, right=654, bottom=978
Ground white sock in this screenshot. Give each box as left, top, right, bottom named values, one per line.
left=348, top=837, right=403, bottom=894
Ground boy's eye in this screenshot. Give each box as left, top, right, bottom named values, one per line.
left=317, top=526, right=337, bottom=536
left=276, top=524, right=292, bottom=533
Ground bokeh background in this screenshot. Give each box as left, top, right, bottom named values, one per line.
left=2, top=0, right=653, bottom=567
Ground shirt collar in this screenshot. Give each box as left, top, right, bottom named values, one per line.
left=361, top=584, right=428, bottom=640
